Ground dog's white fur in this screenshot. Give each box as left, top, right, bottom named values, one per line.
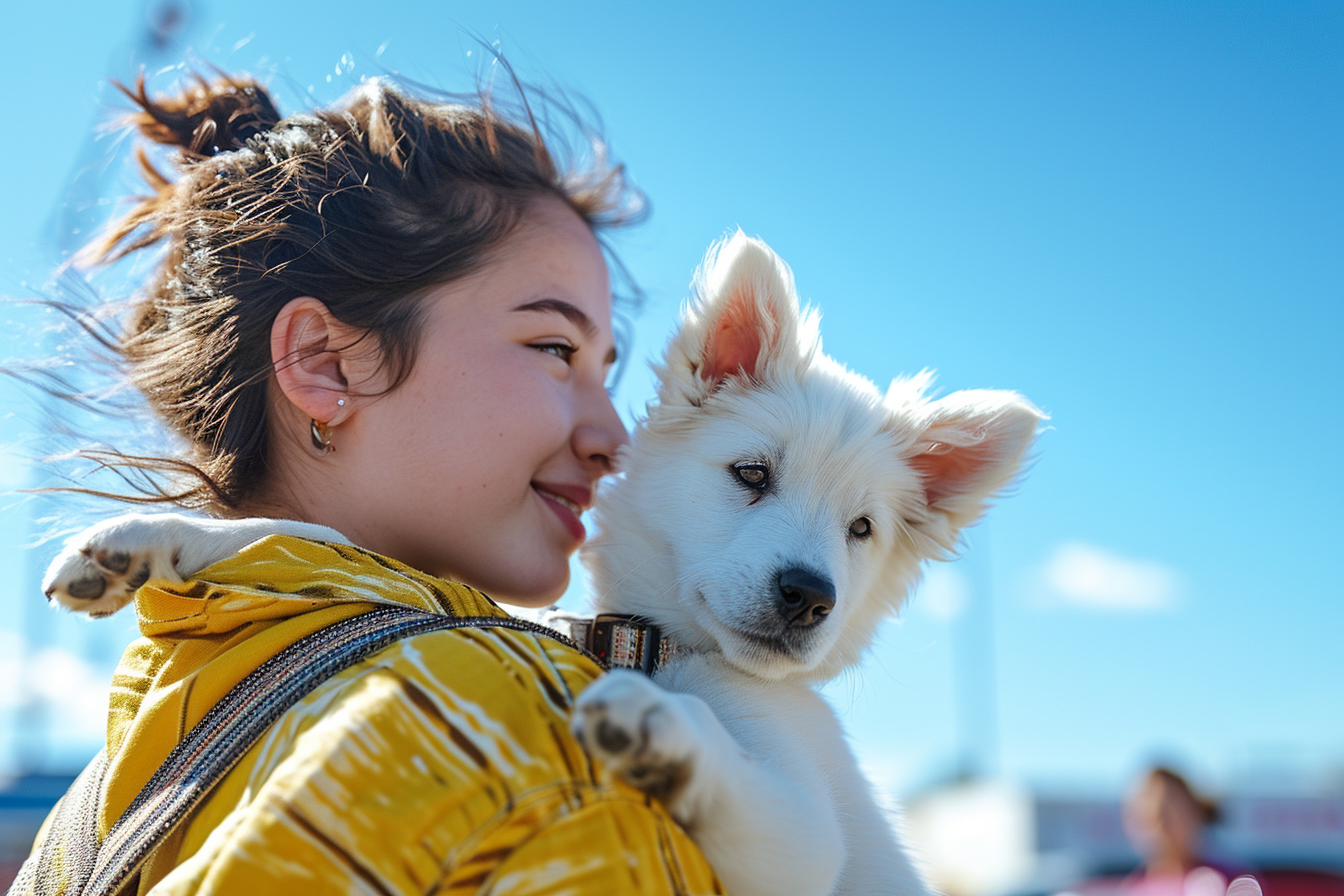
left=571, top=234, right=1041, bottom=896
left=44, top=233, right=1043, bottom=896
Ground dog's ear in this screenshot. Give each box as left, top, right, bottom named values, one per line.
left=894, top=383, right=1045, bottom=544
left=657, top=231, right=810, bottom=406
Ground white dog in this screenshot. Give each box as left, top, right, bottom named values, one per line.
left=45, top=233, right=1043, bottom=896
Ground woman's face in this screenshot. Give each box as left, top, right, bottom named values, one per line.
left=1124, top=775, right=1204, bottom=864
left=328, top=197, right=626, bottom=605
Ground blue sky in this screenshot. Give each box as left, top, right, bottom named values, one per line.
left=0, top=1, right=1339, bottom=796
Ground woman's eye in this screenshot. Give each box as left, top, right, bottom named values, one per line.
left=533, top=342, right=576, bottom=361
left=848, top=517, right=873, bottom=539
left=732, top=462, right=770, bottom=491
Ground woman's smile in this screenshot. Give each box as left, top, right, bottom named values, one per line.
left=533, top=481, right=591, bottom=541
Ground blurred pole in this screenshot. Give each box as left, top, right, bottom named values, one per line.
left=951, top=528, right=1000, bottom=781
left=16, top=0, right=190, bottom=774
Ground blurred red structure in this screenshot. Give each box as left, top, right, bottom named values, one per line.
left=1259, top=870, right=1344, bottom=896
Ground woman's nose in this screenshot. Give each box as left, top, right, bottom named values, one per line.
left=574, top=387, right=628, bottom=474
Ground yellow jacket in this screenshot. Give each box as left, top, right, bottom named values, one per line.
left=25, top=536, right=722, bottom=895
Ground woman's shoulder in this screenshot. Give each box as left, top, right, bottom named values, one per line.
left=167, top=616, right=715, bottom=894
left=97, top=519, right=723, bottom=896
left=158, top=582, right=715, bottom=895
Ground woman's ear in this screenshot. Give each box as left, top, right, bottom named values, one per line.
left=270, top=297, right=362, bottom=425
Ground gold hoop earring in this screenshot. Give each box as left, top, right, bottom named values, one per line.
left=310, top=419, right=334, bottom=454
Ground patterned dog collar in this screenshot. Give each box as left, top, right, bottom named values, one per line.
left=568, top=614, right=686, bottom=675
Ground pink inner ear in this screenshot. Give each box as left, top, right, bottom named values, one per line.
left=909, top=439, right=995, bottom=508
left=700, top=292, right=765, bottom=384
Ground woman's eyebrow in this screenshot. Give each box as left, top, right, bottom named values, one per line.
left=512, top=298, right=619, bottom=365
left=511, top=298, right=599, bottom=339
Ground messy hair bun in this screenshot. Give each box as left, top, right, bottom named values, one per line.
left=118, top=73, right=282, bottom=159
left=78, top=66, right=643, bottom=511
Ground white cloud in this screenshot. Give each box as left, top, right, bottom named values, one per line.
left=31, top=647, right=109, bottom=743
left=1042, top=542, right=1180, bottom=611
left=0, top=630, right=109, bottom=745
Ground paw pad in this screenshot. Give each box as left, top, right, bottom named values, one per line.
left=60, top=572, right=107, bottom=602
left=595, top=718, right=634, bottom=754
left=96, top=550, right=132, bottom=575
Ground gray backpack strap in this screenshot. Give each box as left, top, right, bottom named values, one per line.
left=9, top=749, right=108, bottom=896
left=12, top=604, right=494, bottom=896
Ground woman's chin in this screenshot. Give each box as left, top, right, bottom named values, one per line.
left=480, top=564, right=571, bottom=609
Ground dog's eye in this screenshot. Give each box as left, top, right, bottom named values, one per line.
left=848, top=517, right=873, bottom=539
left=732, top=462, right=770, bottom=491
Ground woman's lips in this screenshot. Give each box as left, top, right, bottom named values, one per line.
left=534, top=485, right=586, bottom=541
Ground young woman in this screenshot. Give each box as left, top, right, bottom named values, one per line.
left=14, top=72, right=722, bottom=894
left=1121, top=767, right=1247, bottom=896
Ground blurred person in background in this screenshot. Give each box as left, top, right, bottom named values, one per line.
left=1122, top=767, right=1249, bottom=896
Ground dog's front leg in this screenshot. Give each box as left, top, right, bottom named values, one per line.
left=43, top=513, right=348, bottom=616
left=572, top=669, right=845, bottom=896
left=826, top=743, right=936, bottom=896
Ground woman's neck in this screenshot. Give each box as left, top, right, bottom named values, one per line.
left=1146, top=845, right=1199, bottom=876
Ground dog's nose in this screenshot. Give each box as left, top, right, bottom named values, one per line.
left=776, top=568, right=836, bottom=627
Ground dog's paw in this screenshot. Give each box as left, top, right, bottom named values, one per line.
left=43, top=515, right=188, bottom=618
left=572, top=670, right=704, bottom=802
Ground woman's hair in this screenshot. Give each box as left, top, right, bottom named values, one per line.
left=1146, top=766, right=1220, bottom=826
left=78, top=66, right=643, bottom=512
